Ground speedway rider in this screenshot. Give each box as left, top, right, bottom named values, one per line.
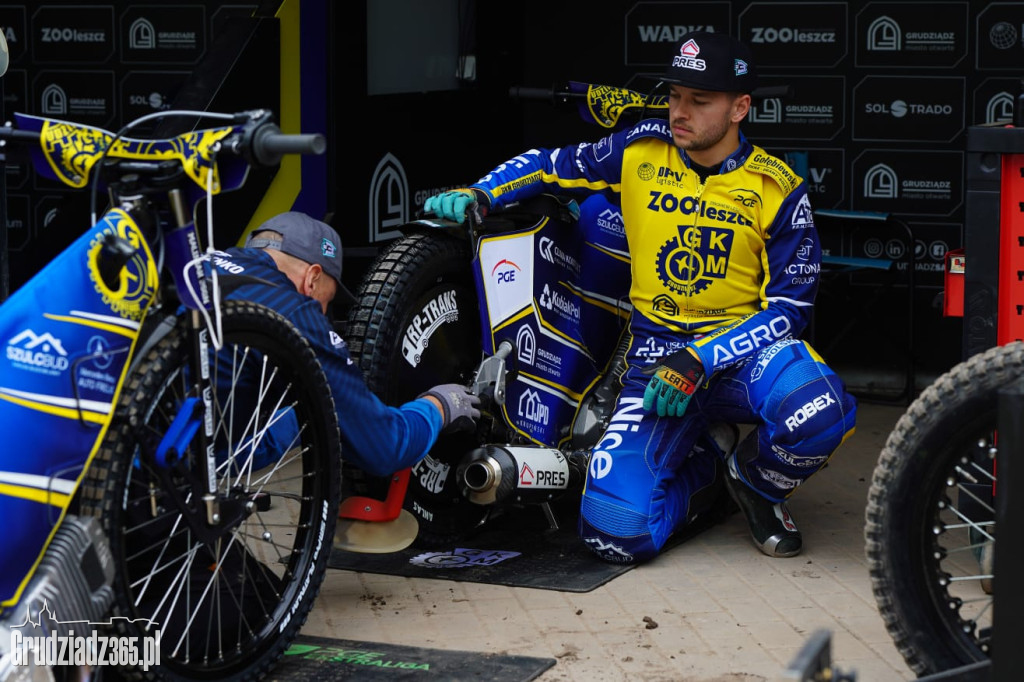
left=424, top=31, right=857, bottom=562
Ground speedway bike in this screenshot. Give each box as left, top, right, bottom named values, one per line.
left=342, top=81, right=791, bottom=545
left=0, top=105, right=340, bottom=680
left=864, top=341, right=1018, bottom=676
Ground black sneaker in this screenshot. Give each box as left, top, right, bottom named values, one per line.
left=724, top=459, right=802, bottom=558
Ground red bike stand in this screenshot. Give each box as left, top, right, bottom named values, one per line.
left=334, top=468, right=420, bottom=554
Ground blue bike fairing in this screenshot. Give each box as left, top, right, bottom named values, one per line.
left=0, top=209, right=157, bottom=606
left=472, top=201, right=631, bottom=447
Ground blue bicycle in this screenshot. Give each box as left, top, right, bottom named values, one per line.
left=0, top=104, right=340, bottom=680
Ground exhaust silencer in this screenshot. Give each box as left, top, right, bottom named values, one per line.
left=460, top=444, right=583, bottom=505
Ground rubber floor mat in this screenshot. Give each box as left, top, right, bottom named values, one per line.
left=270, top=634, right=555, bottom=681
left=328, top=501, right=729, bottom=592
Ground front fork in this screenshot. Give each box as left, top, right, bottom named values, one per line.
left=158, top=187, right=221, bottom=526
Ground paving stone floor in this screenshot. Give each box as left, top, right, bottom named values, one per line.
left=301, top=401, right=918, bottom=681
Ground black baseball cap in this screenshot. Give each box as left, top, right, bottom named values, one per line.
left=661, top=31, right=758, bottom=94
left=246, top=211, right=358, bottom=305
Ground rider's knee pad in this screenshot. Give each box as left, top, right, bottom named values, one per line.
left=577, top=508, right=658, bottom=565
left=771, top=368, right=854, bottom=453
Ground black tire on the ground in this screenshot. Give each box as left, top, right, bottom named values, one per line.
left=80, top=300, right=341, bottom=681
left=865, top=341, right=1024, bottom=676
left=345, top=231, right=488, bottom=544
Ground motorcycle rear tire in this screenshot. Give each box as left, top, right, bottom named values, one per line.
left=345, top=232, right=488, bottom=545
left=865, top=341, right=1024, bottom=676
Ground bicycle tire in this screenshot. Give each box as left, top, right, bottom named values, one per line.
left=345, top=231, right=488, bottom=544
left=865, top=341, right=1024, bottom=676
left=80, top=300, right=341, bottom=681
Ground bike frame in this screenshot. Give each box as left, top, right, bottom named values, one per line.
left=0, top=111, right=281, bottom=609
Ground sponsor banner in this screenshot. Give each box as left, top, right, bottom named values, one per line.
left=743, top=75, right=845, bottom=140
left=976, top=3, right=1024, bottom=69
left=478, top=233, right=534, bottom=327
left=738, top=2, right=848, bottom=67
left=120, top=6, right=205, bottom=65
left=624, top=1, right=732, bottom=66
left=0, top=7, right=28, bottom=65
left=852, top=76, right=965, bottom=142
left=120, top=70, right=189, bottom=120
left=31, top=70, right=116, bottom=128
left=973, top=78, right=1022, bottom=124
left=855, top=1, right=969, bottom=68
left=851, top=149, right=963, bottom=216
left=905, top=221, right=961, bottom=287
left=4, top=195, right=31, bottom=251
left=31, top=5, right=114, bottom=63
left=765, top=148, right=845, bottom=209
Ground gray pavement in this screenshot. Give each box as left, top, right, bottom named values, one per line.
left=302, top=401, right=916, bottom=681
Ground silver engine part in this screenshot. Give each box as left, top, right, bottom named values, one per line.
left=0, top=515, right=115, bottom=681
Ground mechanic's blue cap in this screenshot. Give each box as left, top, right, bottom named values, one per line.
left=662, top=31, right=758, bottom=94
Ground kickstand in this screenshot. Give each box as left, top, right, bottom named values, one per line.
left=334, top=468, right=420, bottom=553
left=540, top=501, right=559, bottom=531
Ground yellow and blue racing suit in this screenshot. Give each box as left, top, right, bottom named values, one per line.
left=467, top=120, right=857, bottom=564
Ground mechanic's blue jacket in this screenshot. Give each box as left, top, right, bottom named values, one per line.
left=469, top=121, right=820, bottom=377
left=211, top=246, right=442, bottom=477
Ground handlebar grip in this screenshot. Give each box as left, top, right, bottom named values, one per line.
left=508, top=86, right=559, bottom=102
left=257, top=132, right=326, bottom=157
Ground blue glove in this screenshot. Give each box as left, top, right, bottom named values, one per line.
left=641, top=349, right=705, bottom=417
left=424, top=189, right=486, bottom=224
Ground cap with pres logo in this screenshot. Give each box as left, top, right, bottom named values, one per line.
left=246, top=211, right=358, bottom=305
left=661, top=31, right=758, bottom=94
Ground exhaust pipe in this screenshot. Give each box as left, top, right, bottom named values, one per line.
left=460, top=445, right=584, bottom=505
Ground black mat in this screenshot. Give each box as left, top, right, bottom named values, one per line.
left=270, top=634, right=555, bottom=681
left=328, top=501, right=729, bottom=592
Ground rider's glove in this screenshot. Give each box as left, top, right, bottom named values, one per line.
left=420, top=383, right=482, bottom=433
left=423, top=188, right=490, bottom=225
left=640, top=348, right=705, bottom=418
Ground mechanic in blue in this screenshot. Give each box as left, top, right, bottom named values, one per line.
left=424, top=31, right=857, bottom=562
left=211, top=211, right=480, bottom=477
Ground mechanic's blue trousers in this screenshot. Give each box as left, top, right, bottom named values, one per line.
left=578, top=336, right=857, bottom=564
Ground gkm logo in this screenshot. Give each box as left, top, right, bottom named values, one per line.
left=672, top=38, right=706, bottom=71
left=491, top=258, right=520, bottom=283
left=656, top=225, right=733, bottom=296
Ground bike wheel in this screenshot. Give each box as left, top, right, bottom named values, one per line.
left=80, top=300, right=341, bottom=681
left=865, top=341, right=1024, bottom=676
left=345, top=231, right=487, bottom=544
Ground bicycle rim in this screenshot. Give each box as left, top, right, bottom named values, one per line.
left=82, top=301, right=340, bottom=681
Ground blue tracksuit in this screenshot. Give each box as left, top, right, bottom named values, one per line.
left=211, top=247, right=442, bottom=477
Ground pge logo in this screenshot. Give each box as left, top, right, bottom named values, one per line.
left=491, top=258, right=520, bottom=284
left=730, top=188, right=762, bottom=208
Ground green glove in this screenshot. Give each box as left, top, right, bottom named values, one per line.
left=423, top=188, right=488, bottom=224
left=641, top=349, right=705, bottom=417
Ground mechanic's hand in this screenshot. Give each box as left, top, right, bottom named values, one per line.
left=423, top=189, right=488, bottom=224
left=641, top=349, right=705, bottom=418
left=420, top=383, right=482, bottom=432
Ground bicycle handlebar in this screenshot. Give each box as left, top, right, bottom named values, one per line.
left=240, top=120, right=326, bottom=166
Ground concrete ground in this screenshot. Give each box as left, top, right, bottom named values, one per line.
left=301, top=401, right=917, bottom=682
